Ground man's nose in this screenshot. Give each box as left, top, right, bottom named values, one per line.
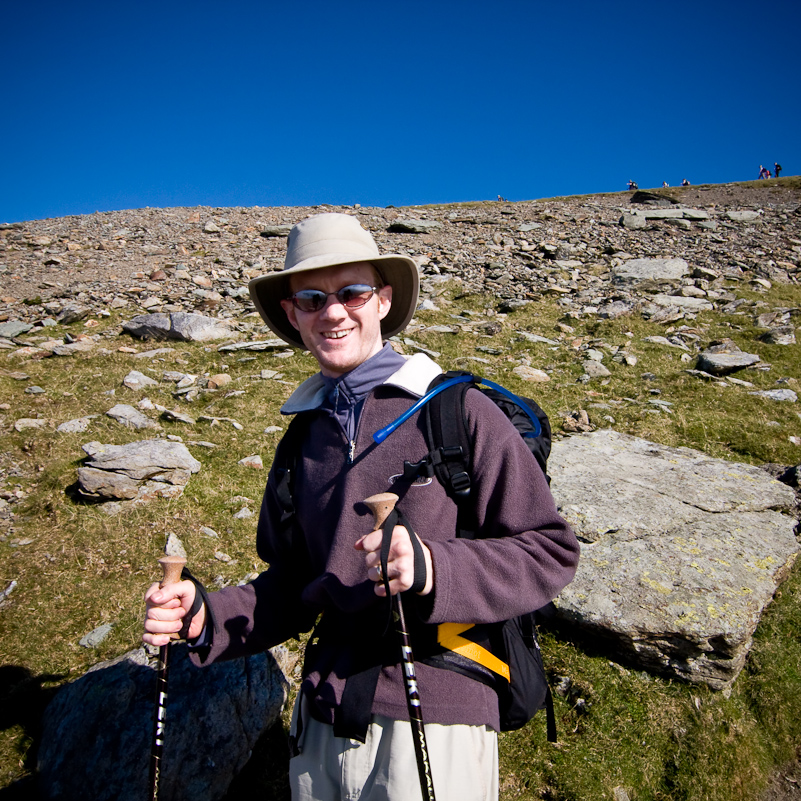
left=317, top=293, right=349, bottom=317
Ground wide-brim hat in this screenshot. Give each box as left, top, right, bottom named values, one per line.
left=248, top=213, right=420, bottom=349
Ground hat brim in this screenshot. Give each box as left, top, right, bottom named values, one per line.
left=248, top=254, right=420, bottom=350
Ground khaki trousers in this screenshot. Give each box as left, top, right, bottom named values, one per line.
left=289, top=705, right=499, bottom=801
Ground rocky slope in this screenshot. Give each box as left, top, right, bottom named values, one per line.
left=2, top=182, right=799, bottom=331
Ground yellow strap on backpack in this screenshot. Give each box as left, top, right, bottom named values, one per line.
left=437, top=622, right=510, bottom=682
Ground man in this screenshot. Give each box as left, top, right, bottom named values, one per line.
left=144, top=213, right=579, bottom=800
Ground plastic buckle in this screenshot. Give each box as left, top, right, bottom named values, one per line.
left=403, top=458, right=434, bottom=481
left=450, top=470, right=471, bottom=497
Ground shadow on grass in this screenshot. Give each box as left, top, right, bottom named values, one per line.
left=0, top=664, right=66, bottom=800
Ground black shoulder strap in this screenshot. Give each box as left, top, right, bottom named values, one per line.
left=271, top=413, right=313, bottom=560
left=424, top=371, right=474, bottom=501
left=424, top=371, right=494, bottom=538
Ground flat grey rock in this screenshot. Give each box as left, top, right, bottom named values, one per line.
left=0, top=321, right=33, bottom=338
left=123, top=370, right=159, bottom=390
left=612, top=258, right=689, bottom=285
left=549, top=430, right=798, bottom=690
left=106, top=404, right=161, bottom=430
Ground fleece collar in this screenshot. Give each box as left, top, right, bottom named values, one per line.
left=281, top=352, right=442, bottom=415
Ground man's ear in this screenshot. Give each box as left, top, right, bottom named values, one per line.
left=279, top=298, right=300, bottom=331
left=377, top=285, right=392, bottom=322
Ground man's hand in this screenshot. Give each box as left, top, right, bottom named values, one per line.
left=355, top=524, right=434, bottom=597
left=143, top=580, right=205, bottom=646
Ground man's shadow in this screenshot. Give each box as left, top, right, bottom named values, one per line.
left=0, top=664, right=66, bottom=800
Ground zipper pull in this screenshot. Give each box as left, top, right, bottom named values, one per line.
left=348, top=440, right=356, bottom=464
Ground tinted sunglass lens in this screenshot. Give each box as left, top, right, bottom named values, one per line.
left=294, top=290, right=327, bottom=312
left=338, top=285, right=374, bottom=307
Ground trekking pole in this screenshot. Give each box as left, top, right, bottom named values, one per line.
left=364, top=493, right=436, bottom=801
left=149, top=554, right=187, bottom=801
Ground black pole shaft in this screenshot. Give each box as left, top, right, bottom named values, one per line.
left=148, top=555, right=185, bottom=801
left=394, top=594, right=437, bottom=801
left=149, top=644, right=171, bottom=801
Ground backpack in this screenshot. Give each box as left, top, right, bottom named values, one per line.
left=385, top=371, right=557, bottom=738
left=271, top=370, right=558, bottom=740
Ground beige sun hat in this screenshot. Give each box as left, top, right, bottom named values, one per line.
left=248, top=213, right=420, bottom=349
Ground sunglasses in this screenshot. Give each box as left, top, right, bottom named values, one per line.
left=288, top=284, right=379, bottom=313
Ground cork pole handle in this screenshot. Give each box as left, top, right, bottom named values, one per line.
left=158, top=555, right=187, bottom=589
left=363, top=492, right=399, bottom=531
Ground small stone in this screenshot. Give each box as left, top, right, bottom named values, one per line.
left=14, top=418, right=49, bottom=432
left=57, top=416, right=96, bottom=433
left=208, top=373, right=232, bottom=389
left=512, top=365, right=551, bottom=382
left=165, top=533, right=187, bottom=558
left=123, top=370, right=159, bottom=390
left=79, top=623, right=114, bottom=648
left=749, top=389, right=798, bottom=402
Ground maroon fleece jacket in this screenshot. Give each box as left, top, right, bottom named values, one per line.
left=190, top=365, right=579, bottom=731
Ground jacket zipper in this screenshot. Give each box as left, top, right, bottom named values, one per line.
left=347, top=394, right=374, bottom=465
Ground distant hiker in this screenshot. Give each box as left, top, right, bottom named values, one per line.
left=681, top=179, right=690, bottom=186
left=758, top=165, right=770, bottom=179
left=775, top=162, right=782, bottom=178
left=662, top=181, right=669, bottom=188
left=628, top=179, right=638, bottom=191
left=144, top=213, right=580, bottom=801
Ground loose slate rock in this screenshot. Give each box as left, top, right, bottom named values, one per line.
left=750, top=389, right=798, bottom=402
left=122, top=312, right=235, bottom=342
left=726, top=210, right=760, bottom=222
left=123, top=370, right=159, bottom=390
left=612, top=258, right=689, bottom=285
left=14, top=418, right=49, bottom=431
left=549, top=430, right=798, bottom=690
left=260, top=224, right=293, bottom=237
left=387, top=219, right=442, bottom=233
left=106, top=404, right=161, bottom=430
left=79, top=623, right=114, bottom=648
left=56, top=303, right=91, bottom=324
left=76, top=440, right=201, bottom=502
left=38, top=645, right=286, bottom=801
left=696, top=340, right=761, bottom=375
left=0, top=321, right=33, bottom=338
left=759, top=326, right=796, bottom=345
left=57, top=416, right=97, bottom=434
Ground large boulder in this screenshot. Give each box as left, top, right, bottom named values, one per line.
left=549, top=430, right=798, bottom=690
left=37, top=645, right=286, bottom=801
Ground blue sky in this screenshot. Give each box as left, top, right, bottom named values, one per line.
left=1, top=0, right=797, bottom=223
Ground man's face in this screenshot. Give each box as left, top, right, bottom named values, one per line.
left=279, top=262, right=393, bottom=378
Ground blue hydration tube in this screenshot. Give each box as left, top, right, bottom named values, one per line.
left=373, top=373, right=542, bottom=445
